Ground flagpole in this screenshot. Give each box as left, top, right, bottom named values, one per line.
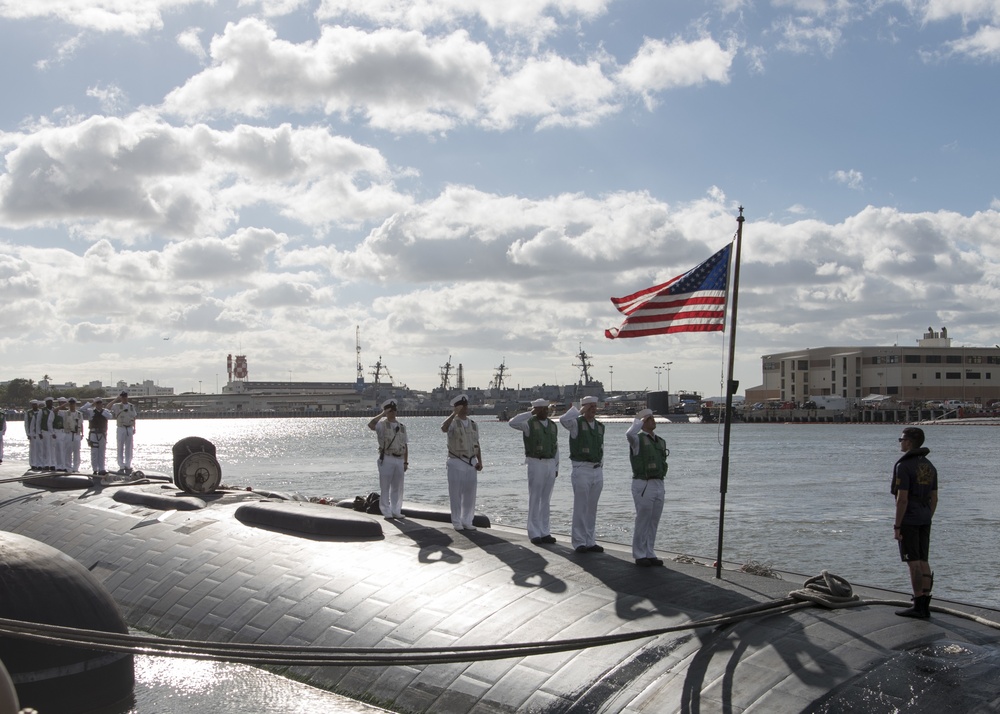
left=715, top=206, right=745, bottom=579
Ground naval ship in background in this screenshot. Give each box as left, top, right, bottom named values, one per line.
left=47, top=343, right=705, bottom=422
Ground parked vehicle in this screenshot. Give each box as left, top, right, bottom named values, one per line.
left=807, top=395, right=847, bottom=410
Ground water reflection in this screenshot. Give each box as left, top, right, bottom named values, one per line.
left=123, top=654, right=389, bottom=713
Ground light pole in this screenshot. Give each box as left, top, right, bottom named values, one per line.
left=609, top=365, right=613, bottom=394
left=655, top=362, right=673, bottom=393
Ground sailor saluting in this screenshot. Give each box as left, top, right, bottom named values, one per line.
left=367, top=399, right=408, bottom=520
left=110, top=391, right=138, bottom=475
left=441, top=394, right=483, bottom=531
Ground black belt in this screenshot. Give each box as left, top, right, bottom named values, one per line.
left=632, top=476, right=664, bottom=480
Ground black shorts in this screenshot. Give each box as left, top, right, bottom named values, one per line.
left=898, top=524, right=931, bottom=562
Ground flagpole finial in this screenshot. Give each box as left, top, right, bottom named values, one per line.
left=737, top=205, right=744, bottom=221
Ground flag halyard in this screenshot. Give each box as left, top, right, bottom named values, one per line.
left=605, top=243, right=732, bottom=339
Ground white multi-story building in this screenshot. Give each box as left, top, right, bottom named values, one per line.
left=747, top=327, right=1000, bottom=405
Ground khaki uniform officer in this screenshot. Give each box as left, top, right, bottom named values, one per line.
left=442, top=394, right=483, bottom=531
left=368, top=398, right=408, bottom=520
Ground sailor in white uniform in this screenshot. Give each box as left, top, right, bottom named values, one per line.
left=110, top=391, right=137, bottom=474
left=509, top=398, right=560, bottom=545
left=39, top=398, right=56, bottom=470
left=25, top=400, right=41, bottom=469
left=559, top=395, right=605, bottom=553
left=80, top=398, right=113, bottom=476
left=61, top=398, right=85, bottom=473
left=52, top=397, right=70, bottom=472
left=626, top=409, right=668, bottom=567
left=441, top=394, right=483, bottom=531
left=367, top=398, right=408, bottom=520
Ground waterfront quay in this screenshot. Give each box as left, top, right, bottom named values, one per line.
left=742, top=407, right=963, bottom=424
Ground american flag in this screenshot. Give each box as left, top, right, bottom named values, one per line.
left=605, top=244, right=732, bottom=339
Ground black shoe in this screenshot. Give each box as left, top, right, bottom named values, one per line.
left=540, top=535, right=557, bottom=544
left=575, top=545, right=588, bottom=553
left=98, top=471, right=108, bottom=476
left=586, top=545, right=605, bottom=553
left=649, top=558, right=664, bottom=566
left=635, top=558, right=653, bottom=567
left=895, top=595, right=931, bottom=619
left=531, top=537, right=544, bottom=545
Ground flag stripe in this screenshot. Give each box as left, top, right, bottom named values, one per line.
left=605, top=244, right=731, bottom=340
left=620, top=294, right=727, bottom=316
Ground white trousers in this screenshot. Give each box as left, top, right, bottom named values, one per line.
left=446, top=457, right=478, bottom=529
left=89, top=433, right=108, bottom=474
left=378, top=454, right=405, bottom=517
left=631, top=478, right=665, bottom=560
left=39, top=432, right=54, bottom=468
left=55, top=431, right=70, bottom=471
left=570, top=461, right=604, bottom=548
left=526, top=457, right=558, bottom=540
left=116, top=425, right=134, bottom=470
left=28, top=435, right=39, bottom=468
left=67, top=433, right=83, bottom=473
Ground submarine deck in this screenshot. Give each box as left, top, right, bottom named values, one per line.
left=2, top=461, right=999, bottom=713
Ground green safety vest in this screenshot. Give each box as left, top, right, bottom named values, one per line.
left=569, top=417, right=604, bottom=462
left=523, top=417, right=558, bottom=459
left=630, top=431, right=668, bottom=480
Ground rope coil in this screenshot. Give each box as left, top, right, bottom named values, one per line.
left=788, top=570, right=861, bottom=608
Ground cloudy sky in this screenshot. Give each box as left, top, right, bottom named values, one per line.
left=1, top=0, right=998, bottom=398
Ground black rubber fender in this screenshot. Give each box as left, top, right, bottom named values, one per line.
left=235, top=501, right=383, bottom=538
left=334, top=499, right=490, bottom=528
left=22, top=474, right=95, bottom=490
left=112, top=489, right=206, bottom=511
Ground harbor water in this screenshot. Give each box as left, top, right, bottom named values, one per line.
left=3, top=417, right=995, bottom=712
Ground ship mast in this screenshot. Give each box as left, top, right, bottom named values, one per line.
left=439, top=356, right=453, bottom=391
left=491, top=358, right=509, bottom=391
left=355, top=326, right=364, bottom=390
left=370, top=356, right=394, bottom=404
left=573, top=344, right=594, bottom=385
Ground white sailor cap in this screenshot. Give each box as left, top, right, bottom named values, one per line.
left=450, top=394, right=469, bottom=406
left=530, top=398, right=550, bottom=408
left=29, top=399, right=39, bottom=405
left=636, top=408, right=654, bottom=420
left=57, top=397, right=68, bottom=402
left=580, top=396, right=598, bottom=406
left=381, top=398, right=397, bottom=410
